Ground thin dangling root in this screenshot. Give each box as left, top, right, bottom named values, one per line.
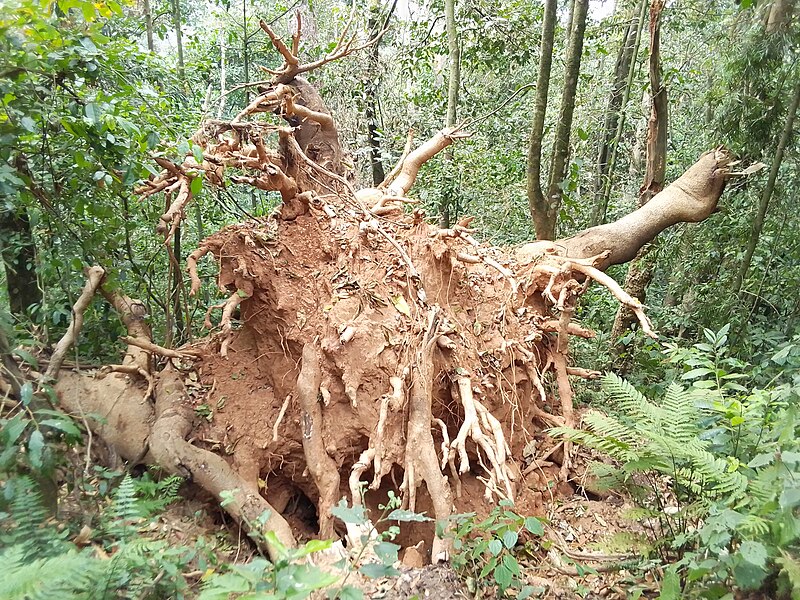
left=552, top=352, right=575, bottom=481
left=204, top=291, right=245, bottom=357
left=350, top=448, right=376, bottom=505
left=449, top=375, right=514, bottom=501
left=570, top=262, right=657, bottom=338
left=434, top=418, right=461, bottom=498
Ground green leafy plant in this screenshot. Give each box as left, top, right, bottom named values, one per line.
left=198, top=490, right=425, bottom=600
left=197, top=537, right=338, bottom=600
left=555, top=326, right=800, bottom=599
left=440, top=499, right=545, bottom=598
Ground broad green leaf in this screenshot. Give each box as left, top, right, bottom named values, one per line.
left=28, top=429, right=44, bottom=468
left=747, top=453, right=774, bottom=468
left=39, top=418, right=81, bottom=437
left=299, top=539, right=332, bottom=555
left=502, top=553, right=520, bottom=575
left=682, top=368, right=714, bottom=380
left=780, top=487, right=800, bottom=510
left=493, top=564, right=512, bottom=589
left=84, top=102, right=99, bottom=123
left=488, top=538, right=502, bottom=555
left=146, top=131, right=160, bottom=149
left=739, top=540, right=767, bottom=568
left=658, top=567, right=681, bottom=600
left=374, top=541, right=399, bottom=564
left=359, top=562, right=399, bottom=579
left=386, top=508, right=431, bottom=522
left=331, top=499, right=367, bottom=525
left=20, top=116, right=36, bottom=132
left=332, top=585, right=363, bottom=600
left=524, top=516, right=543, bottom=535
left=780, top=451, right=800, bottom=466
left=1, top=413, right=29, bottom=445
left=20, top=383, right=33, bottom=406
left=502, top=529, right=518, bottom=549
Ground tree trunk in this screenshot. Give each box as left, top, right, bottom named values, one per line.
left=217, top=28, right=227, bottom=118
left=0, top=207, right=41, bottom=317
left=438, top=0, right=460, bottom=228
left=590, top=0, right=647, bottom=226
left=552, top=149, right=728, bottom=269
left=526, top=0, right=557, bottom=235
left=172, top=0, right=185, bottom=80
left=537, top=0, right=589, bottom=240
left=731, top=80, right=800, bottom=296
left=766, top=0, right=795, bottom=33
left=610, top=0, right=668, bottom=358
left=143, top=0, right=154, bottom=51
left=364, top=2, right=391, bottom=186
left=242, top=0, right=249, bottom=105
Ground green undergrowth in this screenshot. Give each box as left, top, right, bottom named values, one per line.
left=555, top=325, right=800, bottom=599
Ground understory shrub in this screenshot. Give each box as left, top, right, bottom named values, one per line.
left=555, top=325, right=800, bottom=599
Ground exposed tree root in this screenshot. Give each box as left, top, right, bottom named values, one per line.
left=296, top=343, right=340, bottom=539
left=402, top=309, right=454, bottom=561
left=151, top=367, right=295, bottom=559
left=46, top=265, right=105, bottom=379
left=47, top=15, right=734, bottom=565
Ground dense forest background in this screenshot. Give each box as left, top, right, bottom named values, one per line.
left=2, top=0, right=799, bottom=364
left=2, top=0, right=800, bottom=598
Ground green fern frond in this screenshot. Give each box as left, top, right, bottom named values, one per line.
left=0, top=544, right=102, bottom=600
left=551, top=421, right=635, bottom=461
left=738, top=514, right=770, bottom=537
left=662, top=383, right=700, bottom=442
left=602, top=372, right=649, bottom=412
left=4, top=476, right=68, bottom=558
left=601, top=373, right=674, bottom=438
left=105, top=474, right=142, bottom=541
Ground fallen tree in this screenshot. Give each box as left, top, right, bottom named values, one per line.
left=51, top=14, right=732, bottom=562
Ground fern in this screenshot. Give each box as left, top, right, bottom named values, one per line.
left=105, top=473, right=142, bottom=542
left=132, top=471, right=183, bottom=517
left=0, top=544, right=102, bottom=600
left=2, top=476, right=68, bottom=558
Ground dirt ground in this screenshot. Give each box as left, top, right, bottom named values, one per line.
left=141, top=446, right=659, bottom=600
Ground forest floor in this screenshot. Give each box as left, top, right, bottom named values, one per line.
left=130, top=442, right=658, bottom=599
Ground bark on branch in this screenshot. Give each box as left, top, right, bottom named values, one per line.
left=552, top=148, right=731, bottom=270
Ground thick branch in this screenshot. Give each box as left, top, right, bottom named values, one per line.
left=554, top=149, right=731, bottom=269
left=152, top=367, right=295, bottom=559
left=386, top=128, right=469, bottom=196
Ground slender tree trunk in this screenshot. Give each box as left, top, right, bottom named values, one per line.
left=242, top=0, right=249, bottom=105
left=364, top=1, right=394, bottom=186
left=0, top=208, right=41, bottom=318
left=766, top=0, right=795, bottom=33
left=732, top=80, right=800, bottom=296
left=590, top=0, right=645, bottom=226
left=218, top=29, right=227, bottom=118
left=438, top=0, right=460, bottom=228
left=526, top=0, right=557, bottom=234
left=611, top=0, right=667, bottom=360
left=535, top=0, right=589, bottom=240
left=172, top=0, right=185, bottom=79
left=143, top=0, right=154, bottom=51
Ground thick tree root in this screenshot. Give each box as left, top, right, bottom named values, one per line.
left=296, top=344, right=340, bottom=539
left=401, top=310, right=454, bottom=561
left=152, top=367, right=295, bottom=559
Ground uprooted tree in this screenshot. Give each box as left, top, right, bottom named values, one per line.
left=51, top=15, right=731, bottom=562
